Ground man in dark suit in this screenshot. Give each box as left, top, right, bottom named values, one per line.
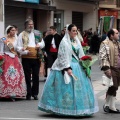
left=44, top=26, right=62, bottom=76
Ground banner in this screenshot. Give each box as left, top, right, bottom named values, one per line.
left=13, top=0, right=24, bottom=1
left=104, top=16, right=111, bottom=33
left=98, top=9, right=118, bottom=18
left=25, top=0, right=39, bottom=3
left=13, top=0, right=39, bottom=3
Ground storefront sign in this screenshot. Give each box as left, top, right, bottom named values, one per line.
left=13, top=0, right=39, bottom=3
left=98, top=9, right=118, bottom=18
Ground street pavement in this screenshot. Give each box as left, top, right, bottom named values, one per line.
left=0, top=55, right=120, bottom=120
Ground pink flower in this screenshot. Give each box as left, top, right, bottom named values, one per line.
left=81, top=42, right=88, bottom=47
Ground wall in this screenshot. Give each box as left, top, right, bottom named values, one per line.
left=83, top=9, right=98, bottom=32
left=5, top=6, right=26, bottom=33
left=64, top=10, right=72, bottom=26
left=0, top=0, right=4, bottom=37
left=37, top=10, right=49, bottom=32
left=0, top=22, right=4, bottom=37
left=52, top=0, right=97, bottom=32
left=52, top=0, right=94, bottom=12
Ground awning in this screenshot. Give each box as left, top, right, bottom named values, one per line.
left=5, top=0, right=56, bottom=11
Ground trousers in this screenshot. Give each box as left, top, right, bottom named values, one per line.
left=107, top=66, right=120, bottom=96
left=22, top=58, right=40, bottom=97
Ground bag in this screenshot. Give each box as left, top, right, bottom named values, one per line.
left=64, top=71, right=71, bottom=84
left=102, top=74, right=113, bottom=87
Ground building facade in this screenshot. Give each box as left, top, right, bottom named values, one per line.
left=99, top=0, right=120, bottom=33
left=52, top=0, right=98, bottom=33
left=0, top=0, right=102, bottom=37
left=4, top=0, right=56, bottom=34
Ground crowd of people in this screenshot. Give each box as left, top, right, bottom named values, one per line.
left=0, top=18, right=120, bottom=117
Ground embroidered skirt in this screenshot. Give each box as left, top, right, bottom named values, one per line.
left=38, top=58, right=99, bottom=116
left=0, top=54, right=27, bottom=98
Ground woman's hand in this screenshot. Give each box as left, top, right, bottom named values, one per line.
left=67, top=69, right=72, bottom=76
left=22, top=48, right=26, bottom=51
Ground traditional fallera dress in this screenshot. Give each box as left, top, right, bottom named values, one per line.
left=38, top=30, right=99, bottom=116
left=0, top=38, right=26, bottom=98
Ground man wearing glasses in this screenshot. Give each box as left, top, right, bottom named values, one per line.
left=99, top=28, right=120, bottom=114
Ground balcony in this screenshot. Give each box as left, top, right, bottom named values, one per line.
left=99, top=0, right=120, bottom=9
left=116, top=0, right=120, bottom=7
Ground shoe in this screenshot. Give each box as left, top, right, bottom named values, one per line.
left=109, top=109, right=120, bottom=114
left=32, top=95, right=38, bottom=100
left=26, top=96, right=31, bottom=100
left=103, top=105, right=109, bottom=113
left=11, top=98, right=15, bottom=102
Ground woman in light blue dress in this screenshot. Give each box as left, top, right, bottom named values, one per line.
left=38, top=24, right=99, bottom=116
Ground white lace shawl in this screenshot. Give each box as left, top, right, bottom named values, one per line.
left=52, top=26, right=84, bottom=71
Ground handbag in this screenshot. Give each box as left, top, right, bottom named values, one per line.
left=102, top=74, right=113, bottom=87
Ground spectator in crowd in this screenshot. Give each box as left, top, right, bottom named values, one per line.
left=87, top=28, right=93, bottom=53
left=100, top=31, right=107, bottom=43
left=77, top=29, right=83, bottom=42
left=91, top=31, right=100, bottom=55
left=83, top=30, right=88, bottom=44
left=44, top=26, right=62, bottom=76
left=39, top=31, right=48, bottom=81
left=60, top=29, right=65, bottom=38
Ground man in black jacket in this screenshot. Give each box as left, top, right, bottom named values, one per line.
left=44, top=26, right=62, bottom=76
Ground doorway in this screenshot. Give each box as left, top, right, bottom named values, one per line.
left=54, top=10, right=64, bottom=34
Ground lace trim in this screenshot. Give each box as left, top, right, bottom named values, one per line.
left=38, top=102, right=99, bottom=116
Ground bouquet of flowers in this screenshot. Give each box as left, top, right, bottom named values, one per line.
left=34, top=30, right=45, bottom=62
left=80, top=55, right=97, bottom=77
left=0, top=55, right=4, bottom=74
left=81, top=42, right=89, bottom=54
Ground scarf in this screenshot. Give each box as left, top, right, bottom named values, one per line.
left=22, top=30, right=42, bottom=49
left=22, top=31, right=29, bottom=49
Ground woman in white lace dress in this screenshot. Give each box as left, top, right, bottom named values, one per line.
left=38, top=24, right=99, bottom=116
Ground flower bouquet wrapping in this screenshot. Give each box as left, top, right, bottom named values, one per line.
left=80, top=55, right=97, bottom=77
left=81, top=42, right=89, bottom=54
left=34, top=30, right=45, bottom=62
left=0, top=55, right=4, bottom=74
